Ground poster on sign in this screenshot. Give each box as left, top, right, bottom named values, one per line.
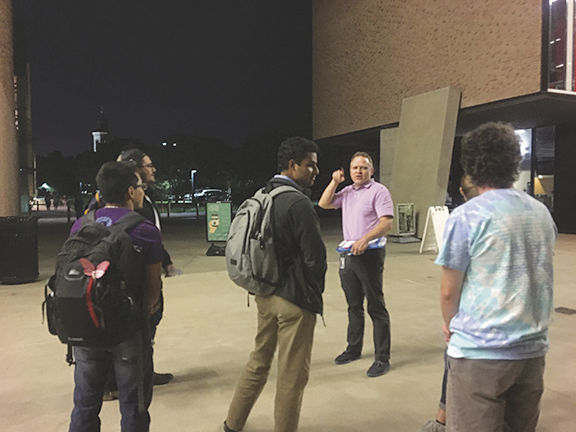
left=206, top=201, right=232, bottom=243
left=396, top=203, right=416, bottom=236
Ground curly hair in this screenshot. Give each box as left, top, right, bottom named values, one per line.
left=461, top=122, right=521, bottom=188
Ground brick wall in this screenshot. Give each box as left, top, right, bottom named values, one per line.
left=313, top=0, right=542, bottom=139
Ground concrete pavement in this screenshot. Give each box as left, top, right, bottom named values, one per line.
left=0, top=211, right=574, bottom=431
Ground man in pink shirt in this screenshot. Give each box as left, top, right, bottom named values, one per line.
left=319, top=152, right=394, bottom=377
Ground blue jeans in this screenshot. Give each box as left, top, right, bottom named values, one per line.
left=69, top=332, right=153, bottom=432
left=103, top=294, right=163, bottom=393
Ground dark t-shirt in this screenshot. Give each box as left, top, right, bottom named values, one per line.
left=70, top=207, right=163, bottom=265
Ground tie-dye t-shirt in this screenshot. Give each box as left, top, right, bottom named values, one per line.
left=436, top=189, right=557, bottom=360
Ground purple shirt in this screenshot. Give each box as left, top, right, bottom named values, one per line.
left=332, top=179, right=394, bottom=241
left=71, top=207, right=163, bottom=265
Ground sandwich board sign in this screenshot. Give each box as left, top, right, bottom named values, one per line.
left=419, top=206, right=450, bottom=254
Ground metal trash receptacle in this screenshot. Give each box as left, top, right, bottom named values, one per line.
left=0, top=216, right=39, bottom=284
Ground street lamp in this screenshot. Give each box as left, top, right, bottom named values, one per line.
left=190, top=170, right=197, bottom=194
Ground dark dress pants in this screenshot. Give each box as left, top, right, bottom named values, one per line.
left=339, top=247, right=390, bottom=361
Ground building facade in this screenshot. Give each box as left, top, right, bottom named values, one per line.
left=313, top=0, right=576, bottom=233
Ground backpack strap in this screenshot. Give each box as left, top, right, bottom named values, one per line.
left=109, top=211, right=148, bottom=234
left=79, top=210, right=96, bottom=227
left=81, top=209, right=146, bottom=232
left=66, top=344, right=75, bottom=366
left=267, top=184, right=300, bottom=198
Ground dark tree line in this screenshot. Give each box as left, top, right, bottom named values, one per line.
left=36, top=130, right=311, bottom=205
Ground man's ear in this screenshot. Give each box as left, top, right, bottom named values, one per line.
left=126, top=186, right=135, bottom=203
left=287, top=159, right=297, bottom=170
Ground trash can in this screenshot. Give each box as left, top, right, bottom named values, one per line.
left=0, top=216, right=39, bottom=284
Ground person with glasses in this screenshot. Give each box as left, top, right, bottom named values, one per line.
left=116, top=148, right=179, bottom=387
left=68, top=161, right=162, bottom=431
left=84, top=148, right=178, bottom=398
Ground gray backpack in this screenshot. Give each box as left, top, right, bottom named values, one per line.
left=225, top=185, right=297, bottom=295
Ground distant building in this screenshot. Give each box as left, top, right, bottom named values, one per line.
left=92, top=107, right=109, bottom=152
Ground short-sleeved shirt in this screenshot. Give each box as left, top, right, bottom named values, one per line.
left=71, top=207, right=163, bottom=265
left=436, top=189, right=557, bottom=360
left=332, top=179, right=394, bottom=241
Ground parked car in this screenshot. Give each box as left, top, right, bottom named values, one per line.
left=193, top=188, right=231, bottom=203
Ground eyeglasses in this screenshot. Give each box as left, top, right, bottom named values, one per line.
left=141, top=163, right=155, bottom=169
left=135, top=183, right=148, bottom=191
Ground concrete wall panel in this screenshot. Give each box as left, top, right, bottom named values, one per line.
left=389, top=87, right=461, bottom=237
left=379, top=127, right=398, bottom=188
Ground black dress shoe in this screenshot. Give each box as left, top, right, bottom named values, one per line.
left=366, top=360, right=390, bottom=377
left=153, top=372, right=174, bottom=385
left=334, top=350, right=361, bottom=365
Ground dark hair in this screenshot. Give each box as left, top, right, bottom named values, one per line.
left=277, top=137, right=319, bottom=172
left=117, top=148, right=147, bottom=167
left=351, top=151, right=374, bottom=166
left=96, top=161, right=138, bottom=204
left=459, top=174, right=479, bottom=201
left=461, top=122, right=521, bottom=188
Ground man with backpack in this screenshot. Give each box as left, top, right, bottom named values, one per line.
left=84, top=148, right=178, bottom=389
left=66, top=161, right=163, bottom=431
left=224, top=137, right=327, bottom=432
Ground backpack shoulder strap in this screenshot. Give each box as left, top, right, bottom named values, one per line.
left=79, top=210, right=96, bottom=227
left=110, top=211, right=147, bottom=234
left=268, top=185, right=300, bottom=198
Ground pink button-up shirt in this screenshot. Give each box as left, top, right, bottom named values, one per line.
left=332, top=179, right=394, bottom=241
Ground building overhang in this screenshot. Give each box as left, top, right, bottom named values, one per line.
left=456, top=91, right=576, bottom=135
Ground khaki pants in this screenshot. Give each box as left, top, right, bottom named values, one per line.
left=447, top=356, right=545, bottom=432
left=226, top=295, right=316, bottom=432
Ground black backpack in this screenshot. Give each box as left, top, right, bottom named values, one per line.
left=43, top=211, right=147, bottom=360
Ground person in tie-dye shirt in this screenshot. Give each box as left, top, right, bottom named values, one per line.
left=436, top=122, right=557, bottom=432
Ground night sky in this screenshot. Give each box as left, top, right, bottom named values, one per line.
left=13, top=1, right=312, bottom=156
